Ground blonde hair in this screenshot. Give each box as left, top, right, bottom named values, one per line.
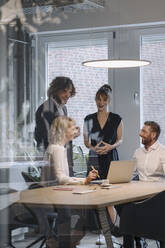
left=48, top=116, right=75, bottom=145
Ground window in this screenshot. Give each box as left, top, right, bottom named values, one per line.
left=141, top=34, right=165, bottom=144
left=46, top=36, right=113, bottom=152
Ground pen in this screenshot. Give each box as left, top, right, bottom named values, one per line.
left=90, top=165, right=100, bottom=179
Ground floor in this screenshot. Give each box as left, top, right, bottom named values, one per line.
left=13, top=230, right=159, bottom=248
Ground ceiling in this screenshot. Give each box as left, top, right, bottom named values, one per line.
left=21, top=0, right=105, bottom=15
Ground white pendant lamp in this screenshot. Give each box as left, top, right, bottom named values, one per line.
left=82, top=59, right=151, bottom=69
left=82, top=0, right=151, bottom=69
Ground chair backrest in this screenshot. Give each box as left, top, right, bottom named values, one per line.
left=120, top=190, right=165, bottom=241
left=21, top=171, right=44, bottom=190
left=21, top=171, right=37, bottom=183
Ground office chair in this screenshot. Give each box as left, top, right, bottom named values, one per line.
left=0, top=187, right=53, bottom=248
left=9, top=203, right=49, bottom=248
left=21, top=171, right=38, bottom=183
left=8, top=172, right=58, bottom=248
left=21, top=171, right=41, bottom=189
left=120, top=190, right=165, bottom=248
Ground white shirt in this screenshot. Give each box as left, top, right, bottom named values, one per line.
left=134, top=141, right=165, bottom=182
left=45, top=144, right=85, bottom=185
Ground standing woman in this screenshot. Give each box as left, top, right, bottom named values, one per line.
left=83, top=84, right=123, bottom=180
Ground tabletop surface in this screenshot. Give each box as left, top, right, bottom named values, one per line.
left=18, top=181, right=165, bottom=209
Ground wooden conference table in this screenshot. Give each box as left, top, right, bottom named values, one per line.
left=19, top=181, right=165, bottom=248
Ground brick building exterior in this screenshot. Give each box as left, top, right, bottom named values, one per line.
left=141, top=41, right=165, bottom=145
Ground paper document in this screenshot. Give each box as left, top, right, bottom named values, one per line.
left=53, top=186, right=74, bottom=191
left=101, top=185, right=121, bottom=189
left=72, top=189, right=96, bottom=194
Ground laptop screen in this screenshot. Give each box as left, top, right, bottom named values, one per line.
left=107, top=160, right=135, bottom=184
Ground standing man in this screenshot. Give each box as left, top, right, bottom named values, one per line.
left=35, top=77, right=78, bottom=248
left=134, top=121, right=165, bottom=181
left=34, top=76, right=76, bottom=176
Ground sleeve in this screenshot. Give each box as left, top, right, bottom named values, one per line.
left=51, top=148, right=85, bottom=185
left=66, top=141, right=74, bottom=177
left=133, top=150, right=136, bottom=161
left=83, top=117, right=89, bottom=137
left=161, top=150, right=165, bottom=174
left=34, top=107, right=46, bottom=148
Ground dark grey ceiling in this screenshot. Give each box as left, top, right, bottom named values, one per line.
left=21, top=0, right=105, bottom=15
left=22, top=0, right=83, bottom=8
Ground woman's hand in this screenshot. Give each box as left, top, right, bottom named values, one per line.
left=90, top=142, right=104, bottom=153
left=85, top=169, right=98, bottom=184
left=92, top=120, right=123, bottom=155
left=74, top=126, right=80, bottom=138
left=95, top=141, right=114, bottom=155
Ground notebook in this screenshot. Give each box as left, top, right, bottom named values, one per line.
left=107, top=160, right=135, bottom=184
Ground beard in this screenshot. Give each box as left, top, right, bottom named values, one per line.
left=142, top=137, right=152, bottom=146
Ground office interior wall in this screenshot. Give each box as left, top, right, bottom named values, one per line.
left=113, top=30, right=141, bottom=160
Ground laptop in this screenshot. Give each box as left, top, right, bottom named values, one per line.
left=107, top=160, right=135, bottom=184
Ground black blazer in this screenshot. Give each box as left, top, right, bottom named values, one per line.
left=34, top=98, right=74, bottom=176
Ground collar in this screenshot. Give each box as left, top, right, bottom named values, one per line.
left=143, top=141, right=160, bottom=152
left=50, top=97, right=64, bottom=109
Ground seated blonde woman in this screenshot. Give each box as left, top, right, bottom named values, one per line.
left=42, top=116, right=98, bottom=248
left=43, top=115, right=98, bottom=186
left=43, top=116, right=120, bottom=246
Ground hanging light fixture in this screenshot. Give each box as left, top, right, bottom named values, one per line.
left=82, top=0, right=151, bottom=69
left=82, top=59, right=151, bottom=68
